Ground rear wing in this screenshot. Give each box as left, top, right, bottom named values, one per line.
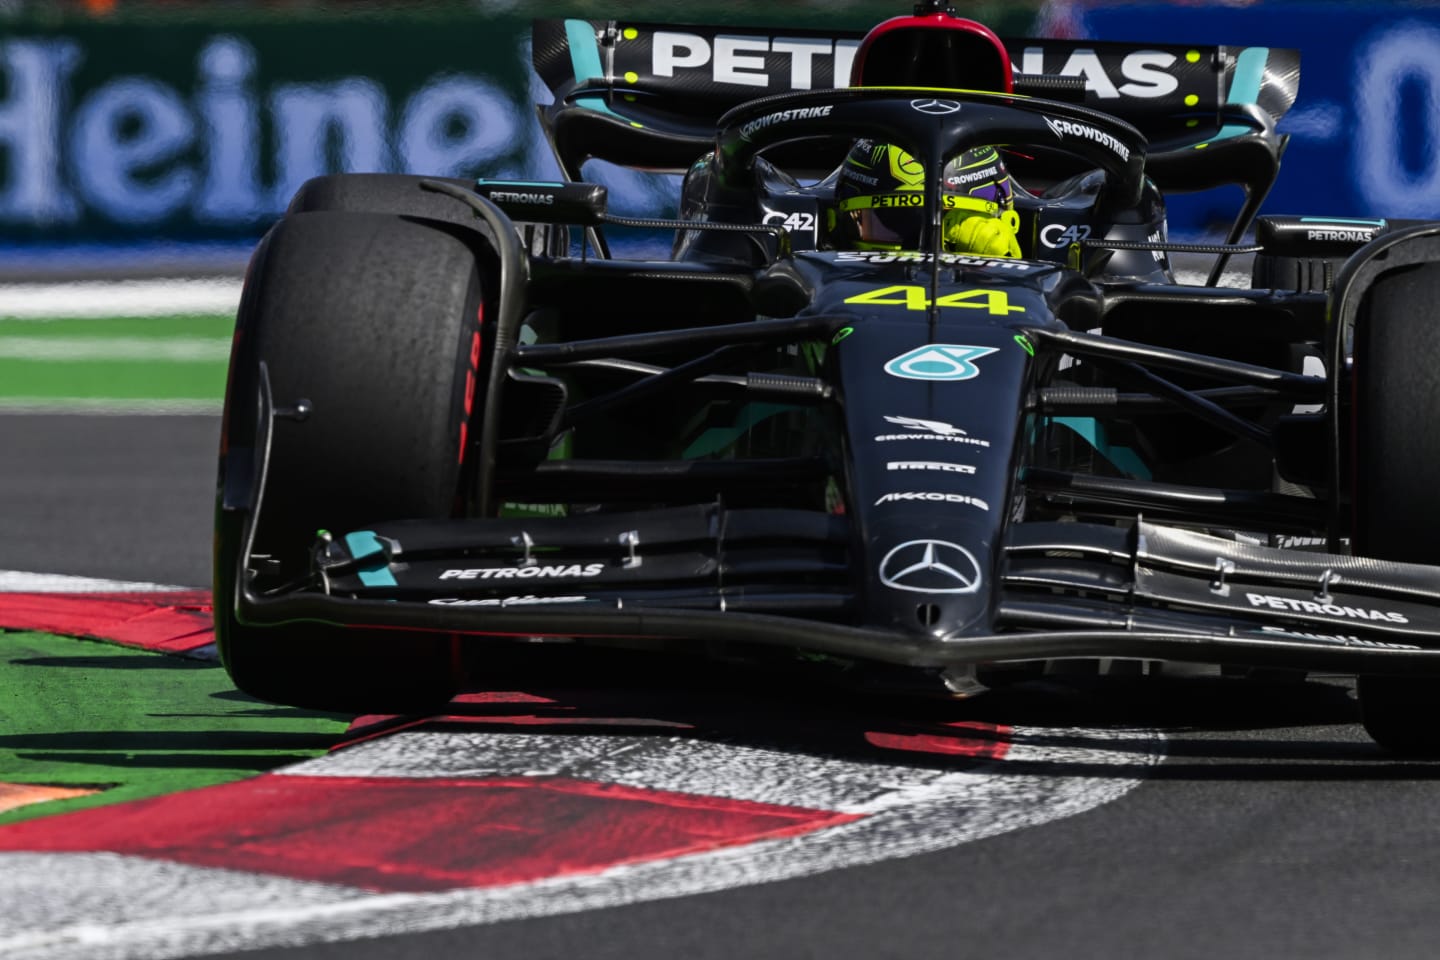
left=533, top=18, right=1297, bottom=201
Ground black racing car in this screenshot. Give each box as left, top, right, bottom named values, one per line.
left=215, top=3, right=1440, bottom=752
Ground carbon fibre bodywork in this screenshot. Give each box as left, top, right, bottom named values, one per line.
left=218, top=13, right=1440, bottom=712
left=229, top=233, right=1440, bottom=679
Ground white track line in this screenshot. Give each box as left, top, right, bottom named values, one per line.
left=0, top=338, right=231, bottom=362
left=0, top=280, right=242, bottom=320
left=0, top=725, right=1165, bottom=960
left=0, top=570, right=1165, bottom=959
left=0, top=571, right=192, bottom=593
left=0, top=399, right=221, bottom=416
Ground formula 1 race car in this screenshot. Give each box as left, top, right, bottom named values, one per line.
left=216, top=2, right=1440, bottom=752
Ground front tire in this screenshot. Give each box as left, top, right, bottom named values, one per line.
left=1352, top=262, right=1440, bottom=752
left=215, top=211, right=491, bottom=713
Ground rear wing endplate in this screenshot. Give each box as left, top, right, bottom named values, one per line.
left=533, top=18, right=1298, bottom=200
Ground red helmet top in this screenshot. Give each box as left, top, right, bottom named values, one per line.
left=849, top=6, right=1013, bottom=93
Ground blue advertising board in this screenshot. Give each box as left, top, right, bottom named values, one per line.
left=1, top=6, right=1427, bottom=259
left=1066, top=2, right=1440, bottom=234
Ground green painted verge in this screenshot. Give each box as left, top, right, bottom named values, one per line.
left=0, top=631, right=350, bottom=826
left=0, top=314, right=233, bottom=403
left=0, top=315, right=233, bottom=339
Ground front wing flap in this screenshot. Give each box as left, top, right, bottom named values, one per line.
left=236, top=510, right=1440, bottom=677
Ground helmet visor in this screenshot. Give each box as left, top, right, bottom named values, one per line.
left=841, top=192, right=1005, bottom=249
left=952, top=172, right=1012, bottom=208
left=839, top=192, right=927, bottom=248
left=853, top=208, right=924, bottom=247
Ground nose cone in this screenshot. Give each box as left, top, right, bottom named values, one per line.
left=828, top=318, right=1030, bottom=641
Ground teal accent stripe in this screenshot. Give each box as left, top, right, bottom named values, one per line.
left=683, top=403, right=795, bottom=459
left=1052, top=417, right=1151, bottom=480
left=564, top=19, right=624, bottom=119
left=1215, top=46, right=1269, bottom=142
left=577, top=97, right=621, bottom=116
left=565, top=19, right=603, bottom=81
left=477, top=179, right=565, bottom=187
left=1300, top=217, right=1387, bottom=226
left=343, top=530, right=398, bottom=588
left=1226, top=47, right=1268, bottom=106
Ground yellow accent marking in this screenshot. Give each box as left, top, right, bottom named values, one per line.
left=1184, top=94, right=1199, bottom=107
left=1194, top=142, right=1209, bottom=150
left=1186, top=119, right=1199, bottom=128
left=933, top=288, right=1026, bottom=315
left=839, top=193, right=921, bottom=211
left=623, top=27, right=638, bottom=40
left=624, top=71, right=639, bottom=83
left=630, top=121, right=644, bottom=128
left=1186, top=50, right=1201, bottom=63
left=954, top=146, right=1000, bottom=168
left=841, top=193, right=1000, bottom=215
left=844, top=285, right=1024, bottom=315
left=859, top=85, right=1031, bottom=99
left=846, top=285, right=931, bottom=311
left=624, top=94, right=637, bottom=102
left=943, top=195, right=1001, bottom=214
left=888, top=147, right=925, bottom=188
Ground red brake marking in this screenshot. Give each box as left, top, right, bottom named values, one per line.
left=349, top=691, right=559, bottom=731
left=865, top=721, right=1012, bottom=760
left=0, top=773, right=862, bottom=893
left=0, top=591, right=214, bottom=654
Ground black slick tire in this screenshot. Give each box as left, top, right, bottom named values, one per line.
left=1352, top=262, right=1440, bottom=753
left=215, top=210, right=490, bottom=714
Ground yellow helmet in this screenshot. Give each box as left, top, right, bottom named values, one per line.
left=833, top=142, right=1019, bottom=254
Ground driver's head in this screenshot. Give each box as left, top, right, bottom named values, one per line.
left=832, top=140, right=1018, bottom=255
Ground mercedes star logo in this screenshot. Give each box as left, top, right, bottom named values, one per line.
left=879, top=539, right=983, bottom=594
left=910, top=98, right=962, bottom=116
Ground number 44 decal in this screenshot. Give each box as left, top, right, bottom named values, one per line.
left=844, top=285, right=1025, bottom=315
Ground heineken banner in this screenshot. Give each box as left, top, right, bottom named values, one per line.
left=0, top=7, right=1049, bottom=252
left=0, top=19, right=549, bottom=245
left=15, top=6, right=1430, bottom=251
left=0, top=9, right=1013, bottom=249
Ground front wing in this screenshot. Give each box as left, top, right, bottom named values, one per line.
left=233, top=503, right=1440, bottom=677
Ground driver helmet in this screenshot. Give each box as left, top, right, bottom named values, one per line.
left=833, top=140, right=1019, bottom=254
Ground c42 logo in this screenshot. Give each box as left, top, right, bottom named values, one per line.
left=1040, top=224, right=1093, bottom=248
left=843, top=286, right=1024, bottom=315
left=763, top=211, right=817, bottom=231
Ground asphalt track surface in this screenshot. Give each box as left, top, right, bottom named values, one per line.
left=6, top=413, right=1440, bottom=960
